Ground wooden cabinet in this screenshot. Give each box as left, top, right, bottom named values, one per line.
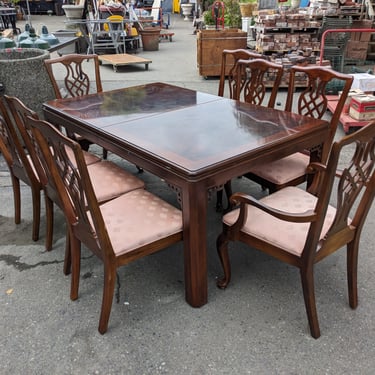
left=196, top=29, right=247, bottom=77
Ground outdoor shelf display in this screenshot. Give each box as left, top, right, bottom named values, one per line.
left=255, top=11, right=321, bottom=54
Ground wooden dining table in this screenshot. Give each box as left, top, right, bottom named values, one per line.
left=43, top=82, right=330, bottom=308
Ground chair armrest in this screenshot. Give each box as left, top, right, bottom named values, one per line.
left=306, top=162, right=327, bottom=195
left=230, top=192, right=317, bottom=224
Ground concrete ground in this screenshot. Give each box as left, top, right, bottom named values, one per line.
left=1, top=13, right=375, bottom=375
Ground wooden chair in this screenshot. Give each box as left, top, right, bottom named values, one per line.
left=0, top=98, right=42, bottom=242
left=244, top=66, right=353, bottom=193
left=218, top=49, right=263, bottom=100
left=216, top=53, right=283, bottom=211
left=3, top=94, right=95, bottom=252
left=27, top=116, right=184, bottom=334
left=216, top=122, right=375, bottom=338
left=235, top=58, right=283, bottom=109
left=43, top=53, right=108, bottom=159
left=5, top=95, right=145, bottom=267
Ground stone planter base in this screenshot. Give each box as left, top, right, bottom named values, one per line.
left=0, top=48, right=55, bottom=117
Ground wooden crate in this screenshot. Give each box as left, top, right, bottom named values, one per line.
left=196, top=29, right=247, bottom=77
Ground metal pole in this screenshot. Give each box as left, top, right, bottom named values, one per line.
left=319, top=28, right=375, bottom=66
left=25, top=0, right=32, bottom=27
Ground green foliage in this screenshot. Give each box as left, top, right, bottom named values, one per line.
left=223, top=0, right=241, bottom=28
left=203, top=10, right=215, bottom=25
left=203, top=0, right=242, bottom=29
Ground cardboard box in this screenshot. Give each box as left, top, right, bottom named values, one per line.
left=350, top=73, right=375, bottom=93
left=346, top=41, right=369, bottom=60
left=349, top=95, right=375, bottom=120
left=339, top=89, right=364, bottom=113
left=351, top=20, right=373, bottom=42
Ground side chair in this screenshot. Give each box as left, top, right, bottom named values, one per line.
left=216, top=53, right=283, bottom=212
left=3, top=94, right=96, bottom=252
left=5, top=95, right=145, bottom=271
left=27, top=116, right=184, bottom=334
left=216, top=49, right=263, bottom=212
left=0, top=98, right=42, bottom=242
left=216, top=121, right=375, bottom=338
left=235, top=58, right=284, bottom=109
left=218, top=48, right=263, bottom=100
left=44, top=53, right=143, bottom=172
left=244, top=66, right=353, bottom=194
left=43, top=53, right=108, bottom=159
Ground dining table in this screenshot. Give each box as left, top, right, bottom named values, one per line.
left=43, top=82, right=330, bottom=308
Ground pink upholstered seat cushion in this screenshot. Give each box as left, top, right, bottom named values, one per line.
left=88, top=161, right=145, bottom=202
left=64, top=146, right=101, bottom=166
left=82, top=150, right=101, bottom=165
left=249, top=152, right=310, bottom=185
left=223, top=186, right=338, bottom=257
left=92, top=189, right=183, bottom=256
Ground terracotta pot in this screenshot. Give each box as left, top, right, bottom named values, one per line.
left=140, top=27, right=161, bottom=51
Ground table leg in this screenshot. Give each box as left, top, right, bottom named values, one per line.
left=182, top=183, right=208, bottom=307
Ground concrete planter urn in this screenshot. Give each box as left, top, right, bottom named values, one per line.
left=180, top=3, right=193, bottom=20
left=62, top=4, right=85, bottom=20
left=0, top=48, right=55, bottom=117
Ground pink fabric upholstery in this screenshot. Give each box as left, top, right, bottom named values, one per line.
left=249, top=152, right=310, bottom=185
left=223, top=186, right=338, bottom=256
left=90, top=189, right=183, bottom=256
left=88, top=161, right=145, bottom=202
left=82, top=150, right=101, bottom=165
left=64, top=146, right=101, bottom=166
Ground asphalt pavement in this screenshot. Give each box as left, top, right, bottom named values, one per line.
left=1, top=12, right=375, bottom=375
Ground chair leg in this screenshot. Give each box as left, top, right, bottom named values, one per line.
left=216, top=233, right=232, bottom=289
left=98, top=264, right=117, bottom=334
left=216, top=189, right=224, bottom=212
left=70, top=233, right=81, bottom=301
left=224, top=180, right=233, bottom=211
left=347, top=239, right=359, bottom=309
left=44, top=195, right=54, bottom=251
left=11, top=174, right=21, bottom=224
left=31, top=188, right=41, bottom=242
left=78, top=138, right=91, bottom=152
left=102, top=148, right=108, bottom=160
left=300, top=266, right=320, bottom=339
left=216, top=181, right=233, bottom=212
left=63, top=227, right=71, bottom=276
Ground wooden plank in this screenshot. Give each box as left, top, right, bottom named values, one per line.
left=98, top=53, right=152, bottom=72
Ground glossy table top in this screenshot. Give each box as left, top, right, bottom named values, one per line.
left=44, top=82, right=330, bottom=308
left=44, top=83, right=328, bottom=176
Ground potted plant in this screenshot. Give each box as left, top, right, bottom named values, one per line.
left=202, top=10, right=216, bottom=29
left=238, top=0, right=257, bottom=18
left=196, top=0, right=247, bottom=77
left=223, top=0, right=242, bottom=29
